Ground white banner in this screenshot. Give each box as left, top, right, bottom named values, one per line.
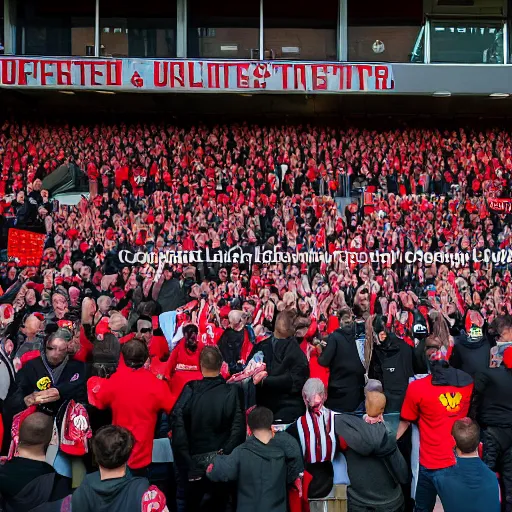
left=0, top=57, right=394, bottom=93
left=118, top=246, right=512, bottom=269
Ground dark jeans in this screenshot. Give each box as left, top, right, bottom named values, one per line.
left=482, top=427, right=512, bottom=512
left=129, top=466, right=149, bottom=478
left=185, top=477, right=231, bottom=512
left=348, top=497, right=405, bottom=512
left=414, top=465, right=449, bottom=512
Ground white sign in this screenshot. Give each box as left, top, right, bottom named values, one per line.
left=0, top=57, right=394, bottom=93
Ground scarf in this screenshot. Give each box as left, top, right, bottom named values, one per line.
left=363, top=413, right=384, bottom=424
left=297, top=408, right=336, bottom=464
left=42, top=350, right=69, bottom=385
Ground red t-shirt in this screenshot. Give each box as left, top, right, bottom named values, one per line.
left=88, top=365, right=174, bottom=469
left=400, top=375, right=473, bottom=470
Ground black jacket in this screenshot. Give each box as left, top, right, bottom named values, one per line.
left=71, top=471, right=149, bottom=512
left=369, top=334, right=415, bottom=413
left=217, top=328, right=245, bottom=375
left=450, top=332, right=491, bottom=377
left=172, top=376, right=245, bottom=475
left=157, top=278, right=186, bottom=313
left=0, top=457, right=71, bottom=512
left=207, top=432, right=303, bottom=512
left=470, top=365, right=512, bottom=428
left=6, top=357, right=87, bottom=416
left=318, top=326, right=365, bottom=412
left=335, top=414, right=408, bottom=510
left=249, top=336, right=309, bottom=424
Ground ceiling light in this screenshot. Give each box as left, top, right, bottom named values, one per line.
left=58, top=90, right=75, bottom=95
left=489, top=93, right=510, bottom=98
left=432, top=91, right=451, bottom=97
left=96, top=90, right=116, bottom=95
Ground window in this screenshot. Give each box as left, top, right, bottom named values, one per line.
left=188, top=0, right=259, bottom=59
left=264, top=0, right=337, bottom=61
left=100, top=0, right=177, bottom=58
left=430, top=20, right=504, bottom=63
left=348, top=0, right=424, bottom=62
left=17, top=0, right=95, bottom=56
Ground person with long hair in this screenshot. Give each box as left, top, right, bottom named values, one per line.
left=164, top=324, right=203, bottom=409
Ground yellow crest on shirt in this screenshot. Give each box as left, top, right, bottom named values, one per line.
left=36, top=376, right=52, bottom=390
left=438, top=392, right=462, bottom=413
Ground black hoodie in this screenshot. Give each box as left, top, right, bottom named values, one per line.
left=369, top=334, right=415, bottom=413
left=249, top=336, right=309, bottom=424
left=217, top=327, right=245, bottom=375
left=450, top=331, right=491, bottom=377
left=471, top=365, right=512, bottom=428
left=318, top=325, right=365, bottom=412
left=71, top=471, right=149, bottom=512
left=0, top=458, right=71, bottom=512
left=335, top=414, right=408, bottom=510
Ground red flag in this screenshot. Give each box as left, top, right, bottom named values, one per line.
left=7, top=229, right=45, bottom=267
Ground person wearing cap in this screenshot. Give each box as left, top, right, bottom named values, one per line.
left=450, top=310, right=491, bottom=377
left=469, top=345, right=512, bottom=511
left=397, top=342, right=473, bottom=512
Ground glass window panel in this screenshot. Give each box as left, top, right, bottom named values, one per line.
left=348, top=0, right=423, bottom=62
left=0, top=0, right=4, bottom=54
left=100, top=0, right=176, bottom=58
left=188, top=0, right=259, bottom=59
left=263, top=0, right=337, bottom=61
left=16, top=0, right=95, bottom=56
left=349, top=26, right=424, bottom=62
left=430, top=20, right=504, bottom=64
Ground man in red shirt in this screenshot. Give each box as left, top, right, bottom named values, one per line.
left=397, top=350, right=473, bottom=512
left=88, top=339, right=174, bottom=475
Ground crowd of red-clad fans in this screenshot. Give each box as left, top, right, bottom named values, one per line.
left=0, top=120, right=510, bottom=512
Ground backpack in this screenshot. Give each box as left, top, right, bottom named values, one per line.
left=60, top=400, right=92, bottom=457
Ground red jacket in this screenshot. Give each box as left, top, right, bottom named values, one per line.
left=149, top=334, right=170, bottom=362
left=164, top=340, right=204, bottom=410
left=88, top=364, right=173, bottom=469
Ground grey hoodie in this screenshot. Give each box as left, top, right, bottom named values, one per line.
left=207, top=432, right=303, bottom=512
left=71, top=471, right=149, bottom=512
left=335, top=414, right=408, bottom=510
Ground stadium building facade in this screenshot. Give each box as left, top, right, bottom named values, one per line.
left=0, top=0, right=510, bottom=115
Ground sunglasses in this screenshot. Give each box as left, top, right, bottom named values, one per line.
left=139, top=327, right=152, bottom=334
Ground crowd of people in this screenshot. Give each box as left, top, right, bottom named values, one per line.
left=0, top=119, right=511, bottom=512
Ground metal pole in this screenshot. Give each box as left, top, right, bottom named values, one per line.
left=94, top=0, right=100, bottom=57
left=176, top=0, right=187, bottom=58
left=337, top=0, right=347, bottom=61
left=259, top=0, right=264, bottom=60
left=503, top=21, right=509, bottom=65
left=424, top=17, right=431, bottom=64
left=4, top=0, right=15, bottom=55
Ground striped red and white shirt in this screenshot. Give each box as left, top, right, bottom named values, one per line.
left=297, top=408, right=337, bottom=464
